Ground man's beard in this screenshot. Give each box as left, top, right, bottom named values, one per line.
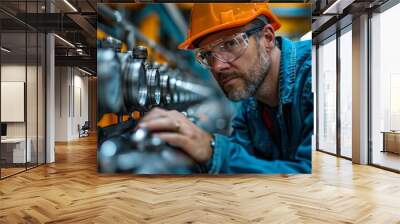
left=217, top=45, right=271, bottom=101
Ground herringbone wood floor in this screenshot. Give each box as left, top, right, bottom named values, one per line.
left=0, top=135, right=400, bottom=224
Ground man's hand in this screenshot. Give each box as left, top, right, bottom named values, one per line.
left=137, top=107, right=213, bottom=163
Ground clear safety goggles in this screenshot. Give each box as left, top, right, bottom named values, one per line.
left=195, top=26, right=264, bottom=68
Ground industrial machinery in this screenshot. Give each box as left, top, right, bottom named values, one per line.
left=97, top=4, right=233, bottom=174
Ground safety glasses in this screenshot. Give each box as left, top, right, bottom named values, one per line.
left=195, top=26, right=264, bottom=68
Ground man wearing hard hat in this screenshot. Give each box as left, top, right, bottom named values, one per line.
left=138, top=3, right=312, bottom=174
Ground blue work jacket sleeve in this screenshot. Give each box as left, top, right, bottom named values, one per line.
left=206, top=85, right=313, bottom=174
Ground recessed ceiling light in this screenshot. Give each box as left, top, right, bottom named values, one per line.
left=54, top=34, right=75, bottom=48
left=78, top=67, right=92, bottom=76
left=63, top=0, right=78, bottom=12
left=322, top=0, right=354, bottom=15
left=1, top=47, right=11, bottom=53
left=300, top=31, right=312, bottom=41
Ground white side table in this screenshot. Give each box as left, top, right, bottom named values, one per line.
left=1, top=138, right=32, bottom=163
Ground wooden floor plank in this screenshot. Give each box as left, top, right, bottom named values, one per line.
left=0, top=135, right=399, bottom=223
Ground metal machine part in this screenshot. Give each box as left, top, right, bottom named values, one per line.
left=123, top=47, right=148, bottom=111
left=160, top=72, right=171, bottom=105
left=101, top=36, right=123, bottom=51
left=98, top=127, right=197, bottom=174
left=98, top=48, right=124, bottom=114
left=132, top=45, right=148, bottom=59
left=146, top=63, right=161, bottom=108
left=167, top=71, right=180, bottom=106
left=158, top=64, right=172, bottom=106
left=98, top=38, right=212, bottom=114
left=98, top=133, right=132, bottom=173
left=96, top=21, right=232, bottom=174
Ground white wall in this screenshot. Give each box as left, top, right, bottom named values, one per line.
left=1, top=64, right=45, bottom=164
left=72, top=72, right=89, bottom=138
left=0, top=65, right=41, bottom=138
left=55, top=67, right=69, bottom=141
left=1, top=65, right=26, bottom=139
left=54, top=67, right=89, bottom=141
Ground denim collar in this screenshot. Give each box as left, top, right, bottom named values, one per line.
left=276, top=36, right=296, bottom=105
left=246, top=37, right=297, bottom=113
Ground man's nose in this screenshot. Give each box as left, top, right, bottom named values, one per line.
left=211, top=56, right=230, bottom=72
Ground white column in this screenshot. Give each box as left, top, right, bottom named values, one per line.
left=352, top=14, right=369, bottom=164
left=45, top=1, right=55, bottom=163
left=46, top=33, right=55, bottom=163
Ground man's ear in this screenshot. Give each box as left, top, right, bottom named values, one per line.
left=261, top=24, right=276, bottom=50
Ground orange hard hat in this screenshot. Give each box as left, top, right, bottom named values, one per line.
left=178, top=3, right=281, bottom=50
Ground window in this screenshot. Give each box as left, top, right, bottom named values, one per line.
left=371, top=2, right=400, bottom=171
left=317, top=35, right=337, bottom=154
left=339, top=27, right=352, bottom=158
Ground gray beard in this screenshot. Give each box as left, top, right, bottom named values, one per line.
left=224, top=47, right=271, bottom=101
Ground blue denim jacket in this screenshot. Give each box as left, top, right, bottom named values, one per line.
left=206, top=37, right=313, bottom=174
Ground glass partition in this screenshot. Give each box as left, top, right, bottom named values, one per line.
left=0, top=0, right=46, bottom=179
left=1, top=31, right=28, bottom=177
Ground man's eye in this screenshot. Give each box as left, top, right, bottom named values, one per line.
left=223, top=40, right=237, bottom=49
left=202, top=51, right=212, bottom=59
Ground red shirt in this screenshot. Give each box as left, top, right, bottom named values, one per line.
left=261, top=105, right=280, bottom=147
